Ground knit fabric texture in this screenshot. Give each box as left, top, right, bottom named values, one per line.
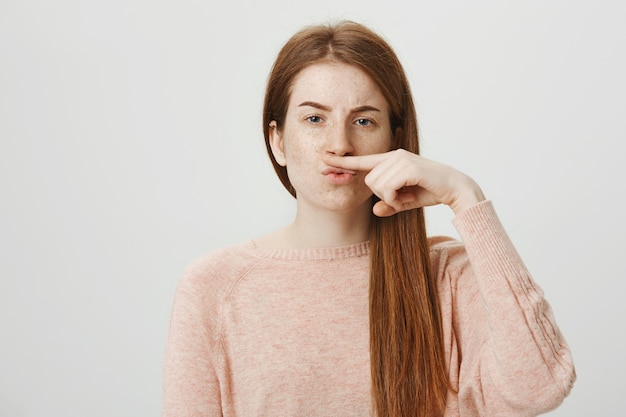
left=162, top=201, right=575, bottom=416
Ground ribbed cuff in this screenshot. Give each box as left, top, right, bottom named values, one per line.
left=452, top=200, right=527, bottom=284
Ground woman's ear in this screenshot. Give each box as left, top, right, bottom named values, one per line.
left=269, top=121, right=287, bottom=166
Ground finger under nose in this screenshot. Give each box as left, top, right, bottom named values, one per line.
left=322, top=153, right=390, bottom=172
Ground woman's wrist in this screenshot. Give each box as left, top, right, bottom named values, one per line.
left=449, top=176, right=486, bottom=215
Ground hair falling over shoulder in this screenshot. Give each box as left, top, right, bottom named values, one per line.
left=369, top=210, right=449, bottom=416
left=263, top=21, right=450, bottom=416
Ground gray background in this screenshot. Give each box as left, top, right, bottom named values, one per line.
left=1, top=0, right=624, bottom=415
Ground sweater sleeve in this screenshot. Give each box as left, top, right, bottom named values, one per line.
left=162, top=261, right=223, bottom=417
left=449, top=201, right=575, bottom=416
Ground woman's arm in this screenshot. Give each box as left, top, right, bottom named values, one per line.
left=326, top=149, right=575, bottom=413
left=162, top=265, right=222, bottom=417
left=450, top=201, right=575, bottom=415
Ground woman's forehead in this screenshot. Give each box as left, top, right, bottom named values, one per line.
left=288, top=62, right=389, bottom=111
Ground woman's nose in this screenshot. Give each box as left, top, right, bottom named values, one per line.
left=325, top=124, right=354, bottom=156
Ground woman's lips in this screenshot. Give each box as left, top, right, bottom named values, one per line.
left=322, top=166, right=356, bottom=175
left=322, top=166, right=357, bottom=184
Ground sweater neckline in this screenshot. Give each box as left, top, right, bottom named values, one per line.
left=244, top=240, right=370, bottom=261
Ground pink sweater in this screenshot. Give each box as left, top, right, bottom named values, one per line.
left=162, top=201, right=575, bottom=416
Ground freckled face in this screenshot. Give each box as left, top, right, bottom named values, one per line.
left=269, top=62, right=393, bottom=214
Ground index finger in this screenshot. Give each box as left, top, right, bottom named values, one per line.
left=322, top=153, right=390, bottom=172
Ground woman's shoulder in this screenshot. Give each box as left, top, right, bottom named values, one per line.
left=176, top=240, right=264, bottom=297
left=191, top=240, right=262, bottom=267
left=427, top=235, right=471, bottom=282
left=428, top=235, right=466, bottom=256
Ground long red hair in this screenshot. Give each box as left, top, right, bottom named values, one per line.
left=262, top=21, right=449, bottom=416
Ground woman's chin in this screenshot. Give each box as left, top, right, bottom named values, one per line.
left=299, top=190, right=374, bottom=214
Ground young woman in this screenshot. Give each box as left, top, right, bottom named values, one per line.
left=162, top=21, right=575, bottom=417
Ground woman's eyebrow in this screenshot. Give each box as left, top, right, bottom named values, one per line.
left=298, top=101, right=381, bottom=113
left=352, top=105, right=381, bottom=113
left=298, top=101, right=332, bottom=111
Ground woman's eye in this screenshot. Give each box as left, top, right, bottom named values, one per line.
left=307, top=115, right=322, bottom=123
left=355, top=118, right=372, bottom=126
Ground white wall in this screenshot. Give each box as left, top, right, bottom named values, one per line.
left=1, top=0, right=624, bottom=415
